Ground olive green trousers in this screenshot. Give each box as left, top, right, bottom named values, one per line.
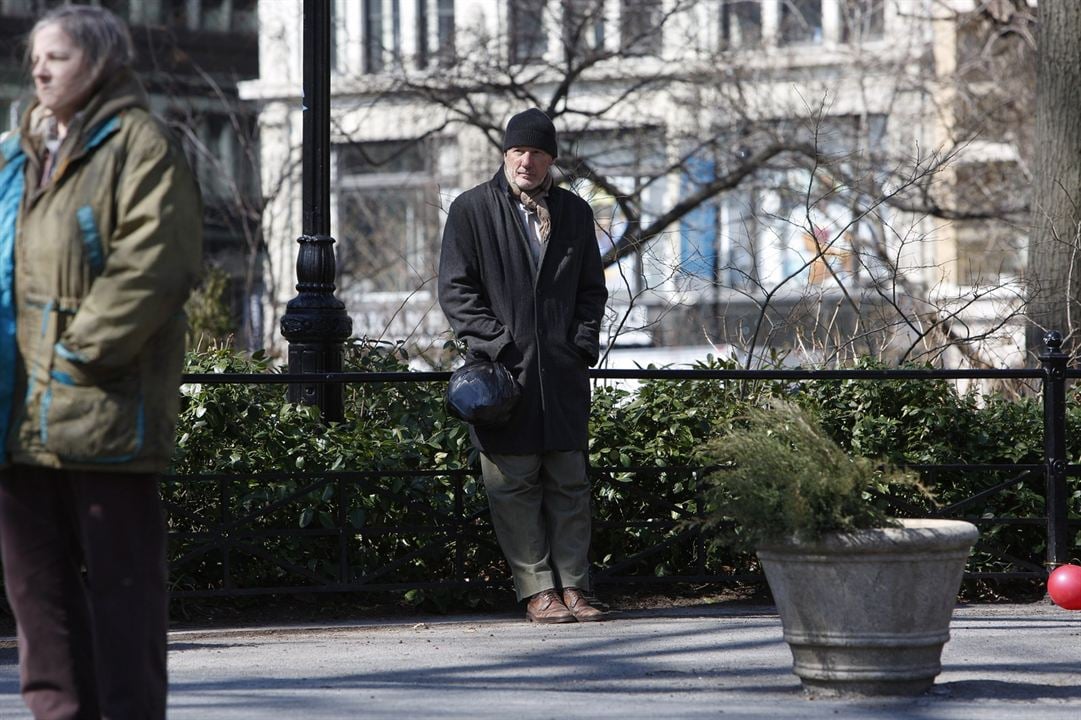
left=480, top=450, right=593, bottom=600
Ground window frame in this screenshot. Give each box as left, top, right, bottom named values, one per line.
left=619, top=0, right=663, bottom=57
left=778, top=0, right=823, bottom=47
left=334, top=140, right=445, bottom=302
left=509, top=0, right=549, bottom=64
left=719, top=0, right=762, bottom=51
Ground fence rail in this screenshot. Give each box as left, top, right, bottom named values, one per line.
left=166, top=340, right=1080, bottom=598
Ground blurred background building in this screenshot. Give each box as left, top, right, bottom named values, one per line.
left=242, top=0, right=1033, bottom=369
left=3, top=1, right=1034, bottom=369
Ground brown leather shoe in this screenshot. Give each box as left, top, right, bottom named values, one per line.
left=526, top=589, right=575, bottom=624
left=563, top=587, right=604, bottom=622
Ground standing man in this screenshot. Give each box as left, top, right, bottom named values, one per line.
left=439, top=108, right=608, bottom=623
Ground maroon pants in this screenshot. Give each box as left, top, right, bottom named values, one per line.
left=0, top=465, right=167, bottom=720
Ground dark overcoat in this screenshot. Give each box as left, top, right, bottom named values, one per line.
left=438, top=168, right=608, bottom=454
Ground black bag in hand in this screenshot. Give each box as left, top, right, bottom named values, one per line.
left=446, top=359, right=520, bottom=428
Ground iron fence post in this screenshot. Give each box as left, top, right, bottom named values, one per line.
left=454, top=474, right=465, bottom=581
left=280, top=0, right=352, bottom=422
left=337, top=477, right=349, bottom=586
left=1040, top=330, right=1069, bottom=569
left=219, top=477, right=232, bottom=590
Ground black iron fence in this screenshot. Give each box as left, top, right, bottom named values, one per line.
left=166, top=340, right=1080, bottom=599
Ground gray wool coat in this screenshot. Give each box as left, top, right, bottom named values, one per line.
left=438, top=168, right=608, bottom=454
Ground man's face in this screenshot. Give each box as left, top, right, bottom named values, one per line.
left=504, top=146, right=554, bottom=191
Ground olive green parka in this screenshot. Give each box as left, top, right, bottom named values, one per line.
left=0, top=69, right=202, bottom=473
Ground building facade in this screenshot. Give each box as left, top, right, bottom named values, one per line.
left=243, top=0, right=1031, bottom=367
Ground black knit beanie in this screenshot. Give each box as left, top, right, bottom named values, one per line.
left=502, top=108, right=558, bottom=158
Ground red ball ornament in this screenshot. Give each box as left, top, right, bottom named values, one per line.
left=1048, top=564, right=1081, bottom=610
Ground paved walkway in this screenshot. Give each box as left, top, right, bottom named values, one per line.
left=1, top=603, right=1079, bottom=719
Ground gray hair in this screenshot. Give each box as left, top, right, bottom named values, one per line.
left=27, top=5, right=135, bottom=87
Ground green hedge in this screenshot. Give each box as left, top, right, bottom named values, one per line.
left=166, top=344, right=1080, bottom=604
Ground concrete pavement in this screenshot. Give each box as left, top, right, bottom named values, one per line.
left=1, top=602, right=1079, bottom=719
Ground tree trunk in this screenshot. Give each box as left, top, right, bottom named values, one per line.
left=1027, top=1, right=1081, bottom=357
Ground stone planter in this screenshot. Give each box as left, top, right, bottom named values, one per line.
left=757, top=518, right=979, bottom=697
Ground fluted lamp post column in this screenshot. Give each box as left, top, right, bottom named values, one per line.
left=280, top=0, right=352, bottom=422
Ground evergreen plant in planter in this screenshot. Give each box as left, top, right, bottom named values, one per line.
left=701, top=403, right=978, bottom=697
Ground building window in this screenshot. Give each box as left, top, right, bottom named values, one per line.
left=231, top=0, right=258, bottom=34
left=952, top=162, right=1025, bottom=286
left=335, top=141, right=441, bottom=298
left=761, top=117, right=886, bottom=288
left=679, top=157, right=759, bottom=291
left=391, top=0, right=401, bottom=63
left=840, top=0, right=885, bottom=43
left=954, top=219, right=1025, bottom=287
left=364, top=0, right=385, bottom=73
left=362, top=0, right=401, bottom=73
left=416, top=0, right=428, bottom=66
left=720, top=0, right=761, bottom=50
left=437, top=0, right=456, bottom=59
left=168, top=110, right=256, bottom=204
left=510, top=0, right=548, bottom=64
left=755, top=170, right=862, bottom=288
left=680, top=116, right=888, bottom=291
left=620, top=0, right=662, bottom=56
left=563, top=0, right=605, bottom=58
left=200, top=0, right=230, bottom=32
left=417, top=0, right=456, bottom=67
left=779, top=0, right=822, bottom=46
left=159, top=0, right=256, bottom=33
left=563, top=128, right=667, bottom=295
left=163, top=0, right=193, bottom=30
left=565, top=128, right=668, bottom=346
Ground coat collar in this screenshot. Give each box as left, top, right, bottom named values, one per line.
left=490, top=165, right=511, bottom=195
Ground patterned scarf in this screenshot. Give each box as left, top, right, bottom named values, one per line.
left=504, top=161, right=552, bottom=244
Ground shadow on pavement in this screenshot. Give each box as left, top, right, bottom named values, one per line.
left=0, top=646, right=16, bottom=666
left=939, top=679, right=1081, bottom=701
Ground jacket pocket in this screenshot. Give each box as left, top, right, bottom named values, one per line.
left=39, top=369, right=144, bottom=463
